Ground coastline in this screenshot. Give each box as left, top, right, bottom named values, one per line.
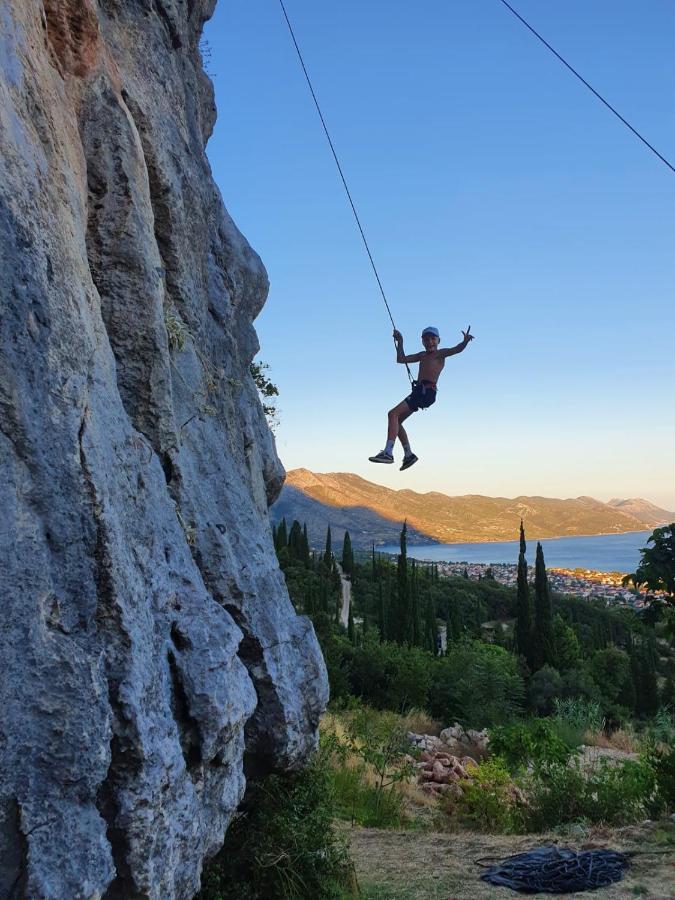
left=377, top=527, right=656, bottom=547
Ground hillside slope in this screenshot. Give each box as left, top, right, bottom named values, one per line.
left=279, top=469, right=673, bottom=544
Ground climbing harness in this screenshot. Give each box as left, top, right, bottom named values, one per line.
left=477, top=845, right=631, bottom=893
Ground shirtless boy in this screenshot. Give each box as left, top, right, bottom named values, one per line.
left=369, top=325, right=475, bottom=470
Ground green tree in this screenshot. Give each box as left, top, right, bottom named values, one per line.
left=590, top=646, right=634, bottom=719
left=275, top=517, right=288, bottom=552
left=623, top=524, right=675, bottom=606
left=534, top=542, right=556, bottom=669
left=553, top=614, right=581, bottom=670
left=630, top=642, right=659, bottom=718
left=323, top=525, right=333, bottom=570
left=409, top=559, right=421, bottom=646
left=515, top=521, right=535, bottom=668
left=392, top=521, right=409, bottom=645
left=341, top=530, right=354, bottom=576
left=302, top=523, right=311, bottom=565
left=423, top=595, right=437, bottom=654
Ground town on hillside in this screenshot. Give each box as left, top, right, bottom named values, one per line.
left=429, top=561, right=653, bottom=610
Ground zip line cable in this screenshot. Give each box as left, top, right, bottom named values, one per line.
left=496, top=0, right=675, bottom=176
left=276, top=0, right=414, bottom=383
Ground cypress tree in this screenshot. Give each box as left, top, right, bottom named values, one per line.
left=447, top=597, right=462, bottom=643
left=275, top=517, right=288, bottom=551
left=534, top=542, right=556, bottom=668
left=302, top=523, right=311, bottom=566
left=288, top=520, right=303, bottom=561
left=377, top=581, right=386, bottom=643
left=394, top=521, right=409, bottom=645
left=516, top=520, right=535, bottom=668
left=341, top=531, right=354, bottom=576
left=410, top=559, right=421, bottom=646
left=424, top=595, right=437, bottom=654
left=324, top=525, right=332, bottom=566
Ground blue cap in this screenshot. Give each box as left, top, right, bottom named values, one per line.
left=422, top=326, right=440, bottom=338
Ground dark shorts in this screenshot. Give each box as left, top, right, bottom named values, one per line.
left=404, top=381, right=437, bottom=412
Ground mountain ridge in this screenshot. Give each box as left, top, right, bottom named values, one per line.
left=275, top=469, right=674, bottom=546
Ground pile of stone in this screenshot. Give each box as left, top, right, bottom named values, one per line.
left=415, top=750, right=479, bottom=799
left=407, top=721, right=490, bottom=757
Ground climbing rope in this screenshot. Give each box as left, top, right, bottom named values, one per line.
left=276, top=0, right=413, bottom=383
left=495, top=0, right=675, bottom=176
left=477, top=845, right=632, bottom=893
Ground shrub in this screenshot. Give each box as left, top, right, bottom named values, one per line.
left=198, top=755, right=354, bottom=899
left=552, top=697, right=604, bottom=748
left=489, top=719, right=574, bottom=773
left=429, top=641, right=525, bottom=728
left=524, top=757, right=659, bottom=831
left=450, top=758, right=526, bottom=833
left=322, top=707, right=413, bottom=829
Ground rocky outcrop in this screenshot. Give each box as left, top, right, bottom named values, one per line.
left=0, top=2, right=328, bottom=897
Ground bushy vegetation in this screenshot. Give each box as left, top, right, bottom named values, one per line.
left=214, top=520, right=673, bottom=897
left=198, top=753, right=354, bottom=899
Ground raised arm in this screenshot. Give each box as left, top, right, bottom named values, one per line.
left=439, top=326, right=475, bottom=358
left=393, top=329, right=423, bottom=364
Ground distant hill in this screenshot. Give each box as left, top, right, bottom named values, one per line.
left=607, top=498, right=675, bottom=528
left=272, top=485, right=436, bottom=548
left=270, top=469, right=674, bottom=548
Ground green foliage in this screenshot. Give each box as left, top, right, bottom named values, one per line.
left=589, top=646, right=634, bottom=720
left=552, top=697, right=604, bottom=745
left=199, top=755, right=353, bottom=899
left=527, top=665, right=563, bottom=715
left=648, top=747, right=675, bottom=811
left=347, top=634, right=431, bottom=712
left=515, top=521, right=534, bottom=667
left=322, top=709, right=413, bottom=828
left=489, top=718, right=574, bottom=773
left=623, top=523, right=675, bottom=603
left=524, top=757, right=659, bottom=830
left=429, top=641, right=525, bottom=728
left=250, top=360, right=279, bottom=428
left=451, top=758, right=525, bottom=833
left=533, top=542, right=556, bottom=669
left=553, top=614, right=581, bottom=670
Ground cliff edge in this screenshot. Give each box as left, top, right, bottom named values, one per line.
left=0, top=2, right=328, bottom=897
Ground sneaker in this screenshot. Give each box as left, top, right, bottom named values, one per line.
left=400, top=453, right=418, bottom=471
left=368, top=451, right=394, bottom=464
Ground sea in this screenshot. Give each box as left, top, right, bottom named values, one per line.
left=378, top=530, right=653, bottom=574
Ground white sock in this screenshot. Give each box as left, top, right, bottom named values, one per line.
left=385, top=439, right=395, bottom=454
left=402, top=442, right=412, bottom=457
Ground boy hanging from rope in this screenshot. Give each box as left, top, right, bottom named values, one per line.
left=369, top=325, right=475, bottom=470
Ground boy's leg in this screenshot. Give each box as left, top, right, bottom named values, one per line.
left=387, top=401, right=412, bottom=442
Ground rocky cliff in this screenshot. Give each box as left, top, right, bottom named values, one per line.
left=0, top=2, right=328, bottom=897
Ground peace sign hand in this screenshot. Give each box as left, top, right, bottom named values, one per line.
left=462, top=326, right=475, bottom=342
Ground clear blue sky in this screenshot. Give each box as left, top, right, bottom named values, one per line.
left=204, top=0, right=675, bottom=509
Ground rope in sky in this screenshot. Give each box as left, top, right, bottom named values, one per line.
left=496, top=0, right=675, bottom=177
left=276, top=0, right=415, bottom=384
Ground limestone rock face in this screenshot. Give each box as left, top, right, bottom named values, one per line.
left=0, top=2, right=328, bottom=897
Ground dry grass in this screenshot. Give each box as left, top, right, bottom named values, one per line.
left=399, top=709, right=443, bottom=737
left=584, top=727, right=641, bottom=754
left=344, top=820, right=675, bottom=900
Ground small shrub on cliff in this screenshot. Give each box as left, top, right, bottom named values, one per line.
left=198, top=754, right=354, bottom=899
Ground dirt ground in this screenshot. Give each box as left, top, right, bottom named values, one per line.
left=342, top=821, right=675, bottom=899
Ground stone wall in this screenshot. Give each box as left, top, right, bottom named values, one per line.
left=0, top=2, right=328, bottom=896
